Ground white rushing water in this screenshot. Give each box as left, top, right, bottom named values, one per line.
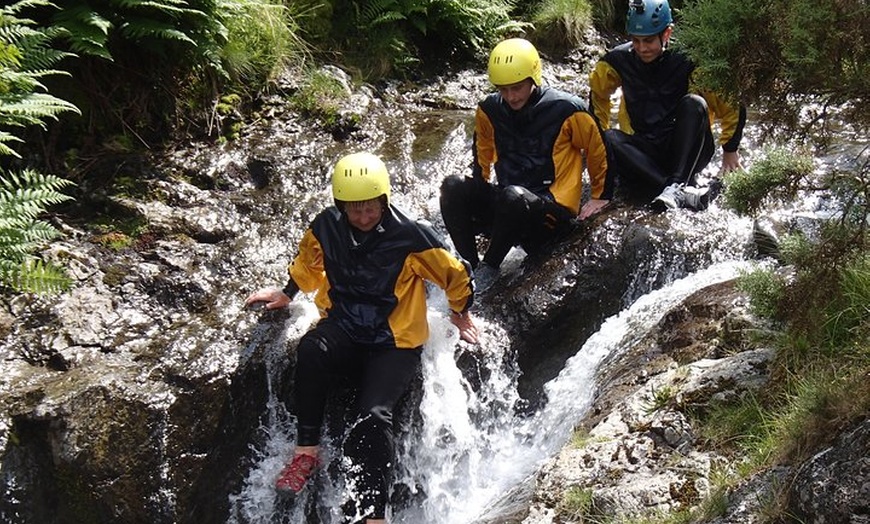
left=225, top=259, right=750, bottom=523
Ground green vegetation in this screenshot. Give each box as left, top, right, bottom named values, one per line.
left=1, top=0, right=77, bottom=293
left=0, top=169, right=74, bottom=292
left=678, top=0, right=868, bottom=140
left=320, top=0, right=523, bottom=79
left=560, top=142, right=867, bottom=523
left=46, top=0, right=292, bottom=146
left=722, top=147, right=814, bottom=216
left=289, top=68, right=352, bottom=127
left=712, top=146, right=870, bottom=518
left=530, top=0, right=594, bottom=56
left=643, top=384, right=677, bottom=414
left=557, top=485, right=598, bottom=521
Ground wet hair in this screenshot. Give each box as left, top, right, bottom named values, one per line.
left=335, top=194, right=388, bottom=213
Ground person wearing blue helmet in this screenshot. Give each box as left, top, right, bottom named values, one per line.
left=589, top=0, right=747, bottom=210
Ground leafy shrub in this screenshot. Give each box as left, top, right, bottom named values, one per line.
left=722, top=147, right=814, bottom=216
left=678, top=0, right=868, bottom=137
left=736, top=267, right=785, bottom=321
left=47, top=0, right=303, bottom=145
left=328, top=0, right=524, bottom=79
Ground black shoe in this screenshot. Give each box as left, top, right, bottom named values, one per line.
left=474, top=263, right=499, bottom=294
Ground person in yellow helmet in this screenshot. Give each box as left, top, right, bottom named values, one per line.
left=439, top=38, right=611, bottom=292
left=589, top=0, right=746, bottom=211
left=245, top=152, right=478, bottom=522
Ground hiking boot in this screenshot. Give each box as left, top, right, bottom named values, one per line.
left=275, top=453, right=318, bottom=495
left=652, top=183, right=684, bottom=210
left=474, top=262, right=499, bottom=294
left=652, top=183, right=711, bottom=211
left=681, top=184, right=711, bottom=211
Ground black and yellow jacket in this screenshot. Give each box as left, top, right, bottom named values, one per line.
left=473, top=86, right=611, bottom=214
left=589, top=42, right=746, bottom=152
left=286, top=204, right=474, bottom=349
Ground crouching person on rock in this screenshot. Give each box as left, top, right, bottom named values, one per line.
left=439, top=38, right=612, bottom=294
left=245, top=152, right=479, bottom=522
left=589, top=0, right=747, bottom=211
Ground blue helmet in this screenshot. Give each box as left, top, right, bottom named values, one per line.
left=626, top=0, right=673, bottom=36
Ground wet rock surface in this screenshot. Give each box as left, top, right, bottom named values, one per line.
left=519, top=280, right=869, bottom=524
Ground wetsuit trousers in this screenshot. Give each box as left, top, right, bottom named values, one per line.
left=605, top=94, right=715, bottom=196
left=293, top=321, right=422, bottom=520
left=440, top=175, right=574, bottom=269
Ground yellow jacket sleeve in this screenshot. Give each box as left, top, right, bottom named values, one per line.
left=589, top=60, right=622, bottom=131
left=474, top=107, right=496, bottom=182
left=388, top=247, right=474, bottom=348
left=698, top=89, right=742, bottom=150
left=288, top=228, right=326, bottom=293
left=550, top=112, right=610, bottom=211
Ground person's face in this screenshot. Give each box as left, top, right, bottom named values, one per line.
left=345, top=199, right=384, bottom=232
left=630, top=27, right=671, bottom=63
left=497, top=79, right=536, bottom=110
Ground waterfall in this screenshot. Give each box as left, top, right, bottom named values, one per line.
left=225, top=260, right=750, bottom=523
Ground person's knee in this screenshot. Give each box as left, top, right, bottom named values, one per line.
left=604, top=128, right=630, bottom=148
left=440, top=174, right=466, bottom=198
left=496, top=185, right=533, bottom=216
left=679, top=94, right=708, bottom=117
left=296, top=331, right=325, bottom=360
left=364, top=405, right=393, bottom=428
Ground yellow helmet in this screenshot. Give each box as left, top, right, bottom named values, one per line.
left=487, top=38, right=542, bottom=87
left=331, top=152, right=391, bottom=204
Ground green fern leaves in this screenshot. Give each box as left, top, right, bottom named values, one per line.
left=0, top=169, right=74, bottom=293
left=1, top=0, right=79, bottom=294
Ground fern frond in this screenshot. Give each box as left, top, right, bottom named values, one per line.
left=0, top=228, right=33, bottom=258
left=0, top=169, right=73, bottom=294
left=115, top=0, right=191, bottom=9
left=0, top=220, right=63, bottom=247
left=358, top=0, right=400, bottom=26
left=2, top=0, right=59, bottom=17
left=0, top=257, right=71, bottom=294
left=0, top=67, right=39, bottom=89
left=0, top=132, right=24, bottom=158
left=369, top=11, right=407, bottom=27
left=18, top=42, right=75, bottom=71
left=0, top=192, right=72, bottom=222
left=0, top=170, right=74, bottom=221
left=0, top=25, right=41, bottom=48
left=50, top=6, right=113, bottom=59
left=0, top=168, right=75, bottom=193
left=119, top=18, right=197, bottom=45
left=0, top=92, right=82, bottom=121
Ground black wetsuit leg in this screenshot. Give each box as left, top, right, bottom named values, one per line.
left=665, top=94, right=715, bottom=186
left=482, top=185, right=573, bottom=268
left=440, top=175, right=496, bottom=269
left=293, top=320, right=421, bottom=520
left=605, top=129, right=669, bottom=196
left=344, top=346, right=422, bottom=520
left=293, top=320, right=359, bottom=446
